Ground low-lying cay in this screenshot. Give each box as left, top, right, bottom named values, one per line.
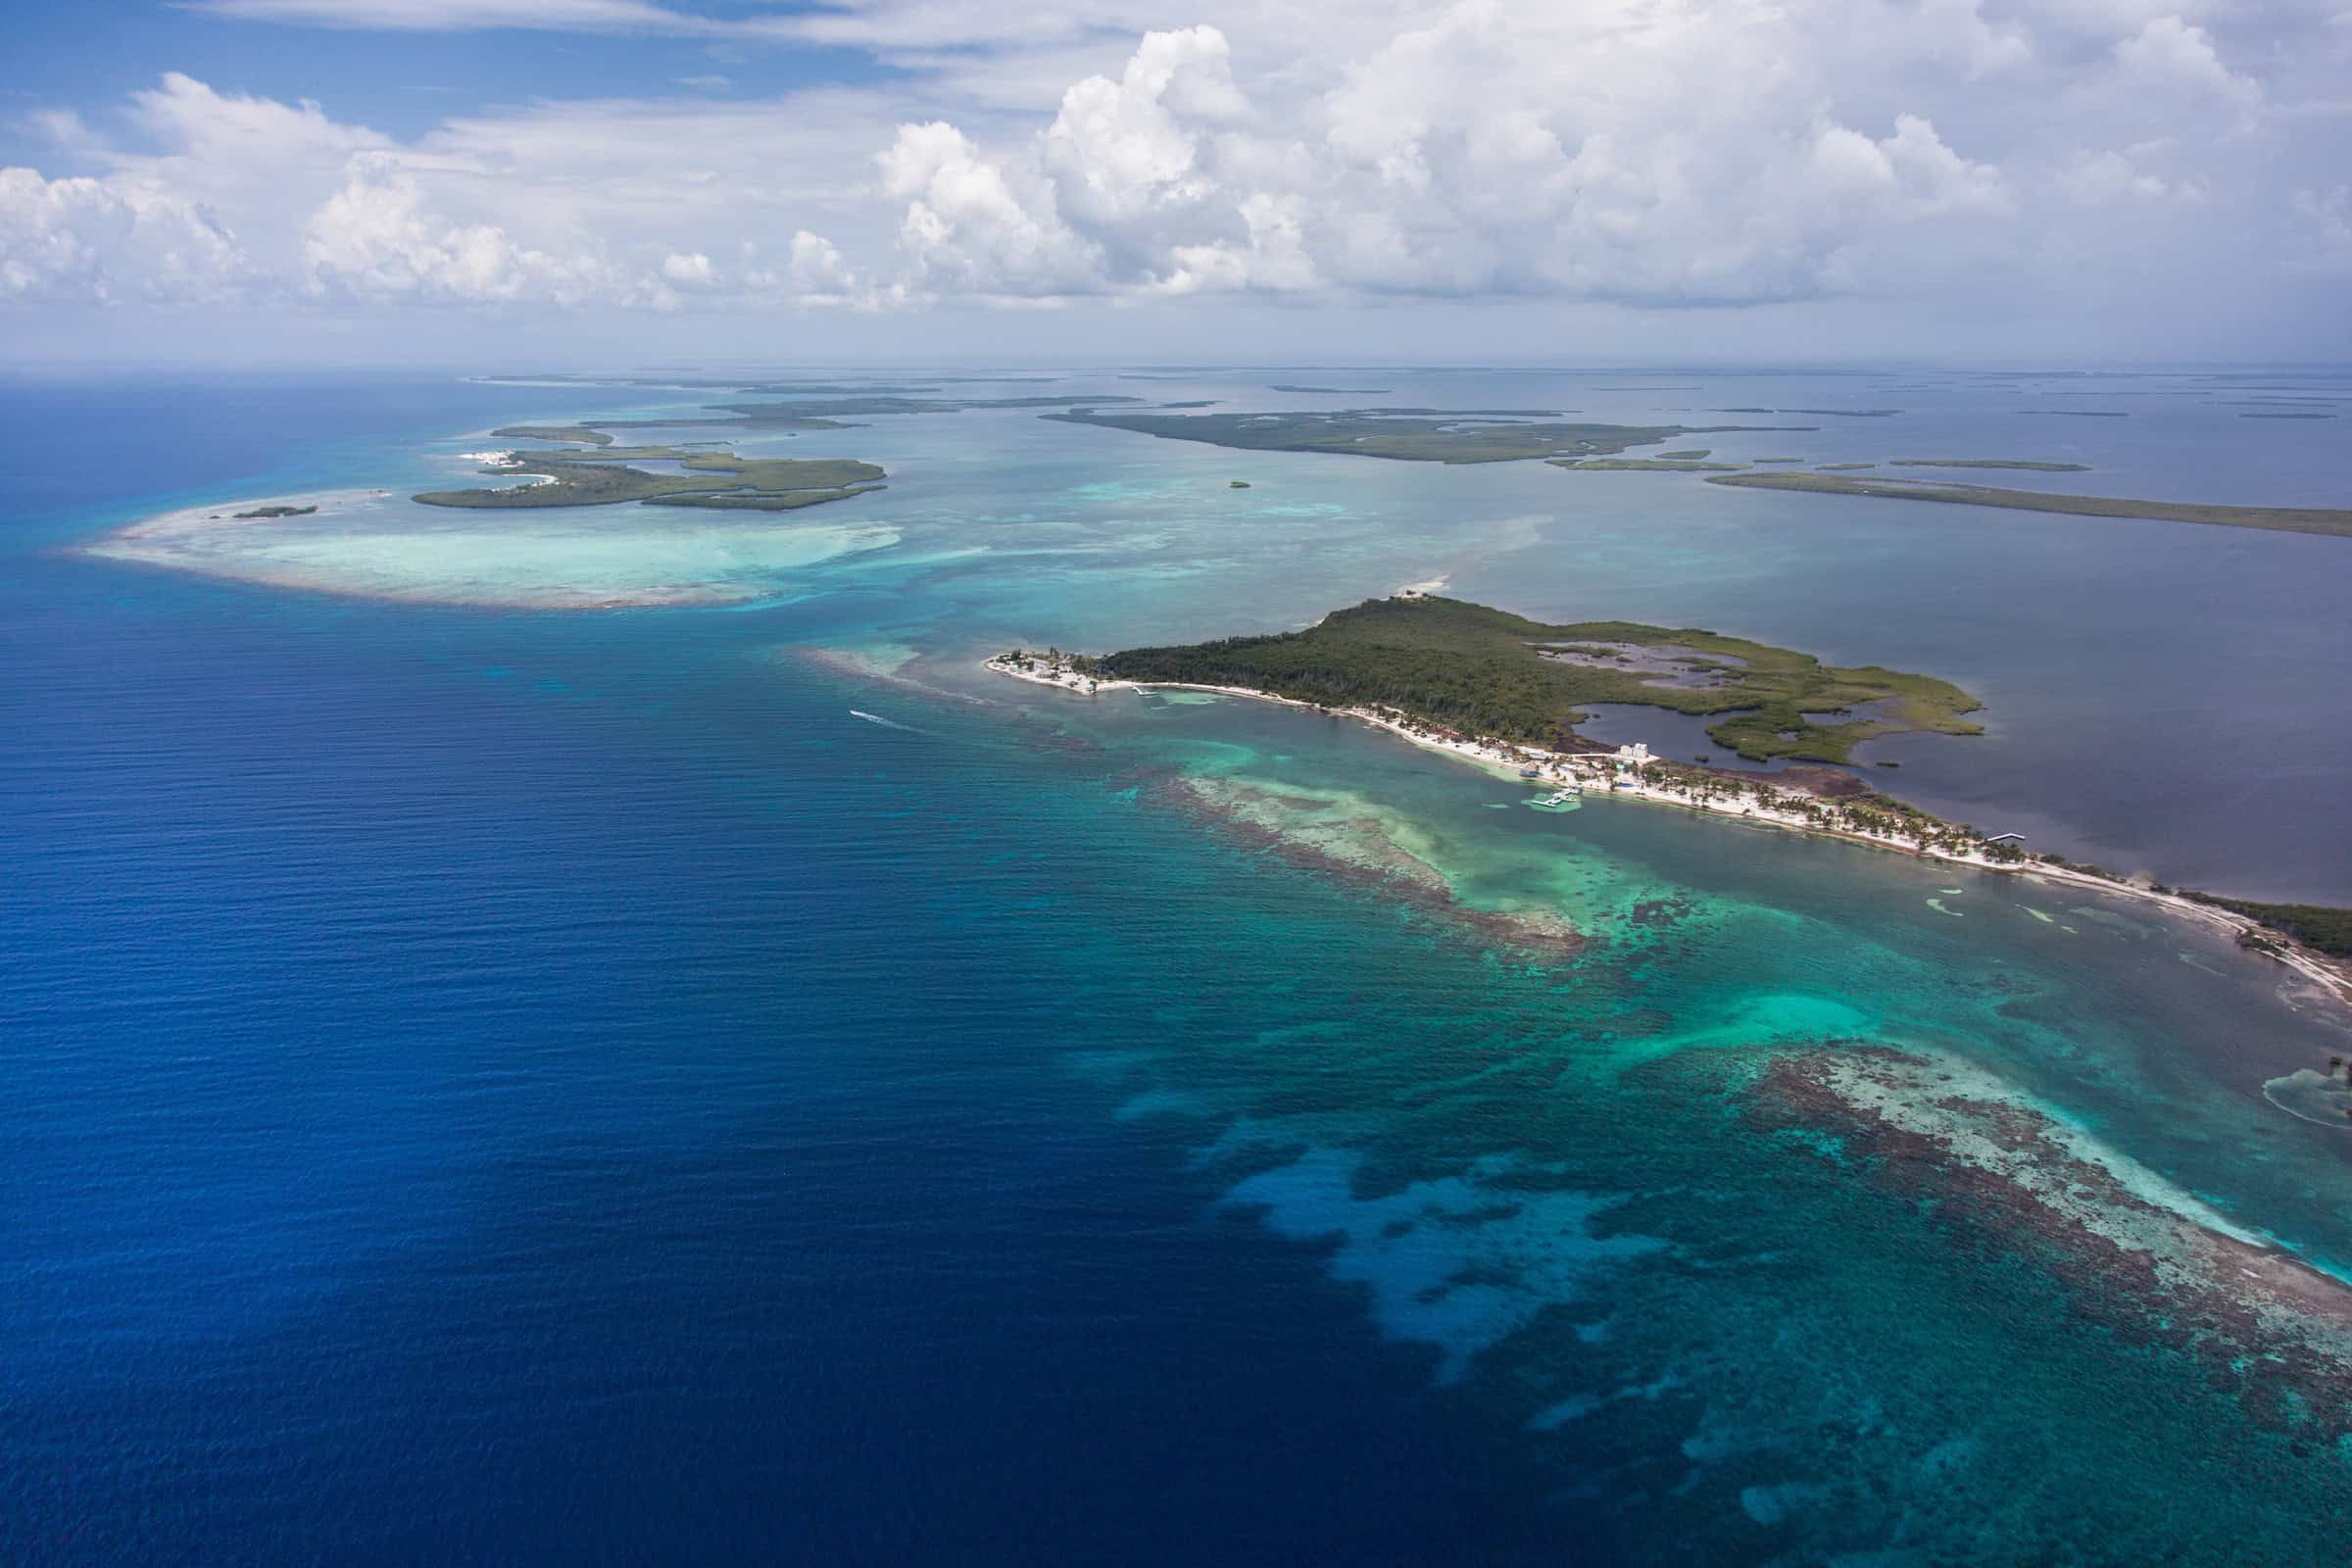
left=416, top=451, right=887, bottom=512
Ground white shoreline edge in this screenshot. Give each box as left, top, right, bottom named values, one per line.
left=985, top=656, right=2352, bottom=1009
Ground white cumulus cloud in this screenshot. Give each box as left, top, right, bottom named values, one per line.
left=880, top=121, right=1102, bottom=297
left=0, top=0, right=2346, bottom=356
left=0, top=168, right=247, bottom=302
left=868, top=17, right=2016, bottom=305
left=303, top=153, right=613, bottom=303
left=2113, top=17, right=2261, bottom=108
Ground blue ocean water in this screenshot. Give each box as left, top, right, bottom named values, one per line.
left=3, top=380, right=1548, bottom=1562
left=8, top=370, right=2352, bottom=1563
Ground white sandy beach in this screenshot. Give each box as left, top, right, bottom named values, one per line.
left=985, top=653, right=2352, bottom=1007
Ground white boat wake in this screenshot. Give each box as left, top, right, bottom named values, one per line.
left=850, top=710, right=921, bottom=733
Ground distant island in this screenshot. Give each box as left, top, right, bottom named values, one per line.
left=232, top=504, right=317, bottom=518
left=481, top=373, right=1057, bottom=395
left=1046, top=407, right=1808, bottom=464
left=490, top=424, right=614, bottom=447
left=416, top=449, right=886, bottom=512
left=481, top=392, right=1146, bottom=443
left=1888, top=459, right=2090, bottom=472
left=1711, top=408, right=1900, bottom=417
left=1707, top=471, right=2352, bottom=539
left=1553, top=458, right=1745, bottom=472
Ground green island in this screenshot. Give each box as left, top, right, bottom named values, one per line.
left=232, top=504, right=318, bottom=518
left=1044, top=407, right=1806, bottom=464
left=415, top=451, right=886, bottom=512
left=1086, top=594, right=1983, bottom=763
left=531, top=393, right=1145, bottom=439
left=1889, top=459, right=2091, bottom=472
left=1552, top=458, right=1747, bottom=472
left=1705, top=470, right=2352, bottom=539
left=491, top=425, right=614, bottom=446
left=508, top=445, right=716, bottom=461
left=489, top=374, right=1051, bottom=395
left=1655, top=449, right=1711, bottom=460
left=1815, top=463, right=1877, bottom=471
left=712, top=395, right=1133, bottom=420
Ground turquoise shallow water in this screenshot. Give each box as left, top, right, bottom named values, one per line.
left=8, top=368, right=2352, bottom=1562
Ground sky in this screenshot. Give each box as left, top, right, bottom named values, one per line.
left=2, top=0, right=2348, bottom=367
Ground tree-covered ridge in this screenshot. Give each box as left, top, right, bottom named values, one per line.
left=1096, top=595, right=1983, bottom=763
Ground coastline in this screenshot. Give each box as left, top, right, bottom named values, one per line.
left=984, top=655, right=2352, bottom=1008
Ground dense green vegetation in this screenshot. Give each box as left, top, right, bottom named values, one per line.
left=1096, top=595, right=1983, bottom=762
left=596, top=414, right=851, bottom=433
left=1706, top=471, right=2352, bottom=539
left=2186, top=897, right=2352, bottom=958
left=646, top=487, right=886, bottom=512
left=503, top=445, right=708, bottom=462
left=232, top=504, right=317, bottom=518
left=414, top=452, right=886, bottom=511
left=491, top=425, right=613, bottom=446
left=1889, top=459, right=2091, bottom=472
left=1045, top=408, right=1804, bottom=464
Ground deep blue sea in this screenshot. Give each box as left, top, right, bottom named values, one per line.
left=7, top=369, right=2352, bottom=1563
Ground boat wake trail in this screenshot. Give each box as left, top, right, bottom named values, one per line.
left=850, top=710, right=923, bottom=734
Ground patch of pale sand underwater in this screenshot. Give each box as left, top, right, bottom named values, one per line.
left=1163, top=769, right=1748, bottom=958
left=96, top=488, right=400, bottom=542
left=82, top=489, right=901, bottom=609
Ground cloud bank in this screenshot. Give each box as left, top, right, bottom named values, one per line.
left=6, top=1, right=2348, bottom=357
